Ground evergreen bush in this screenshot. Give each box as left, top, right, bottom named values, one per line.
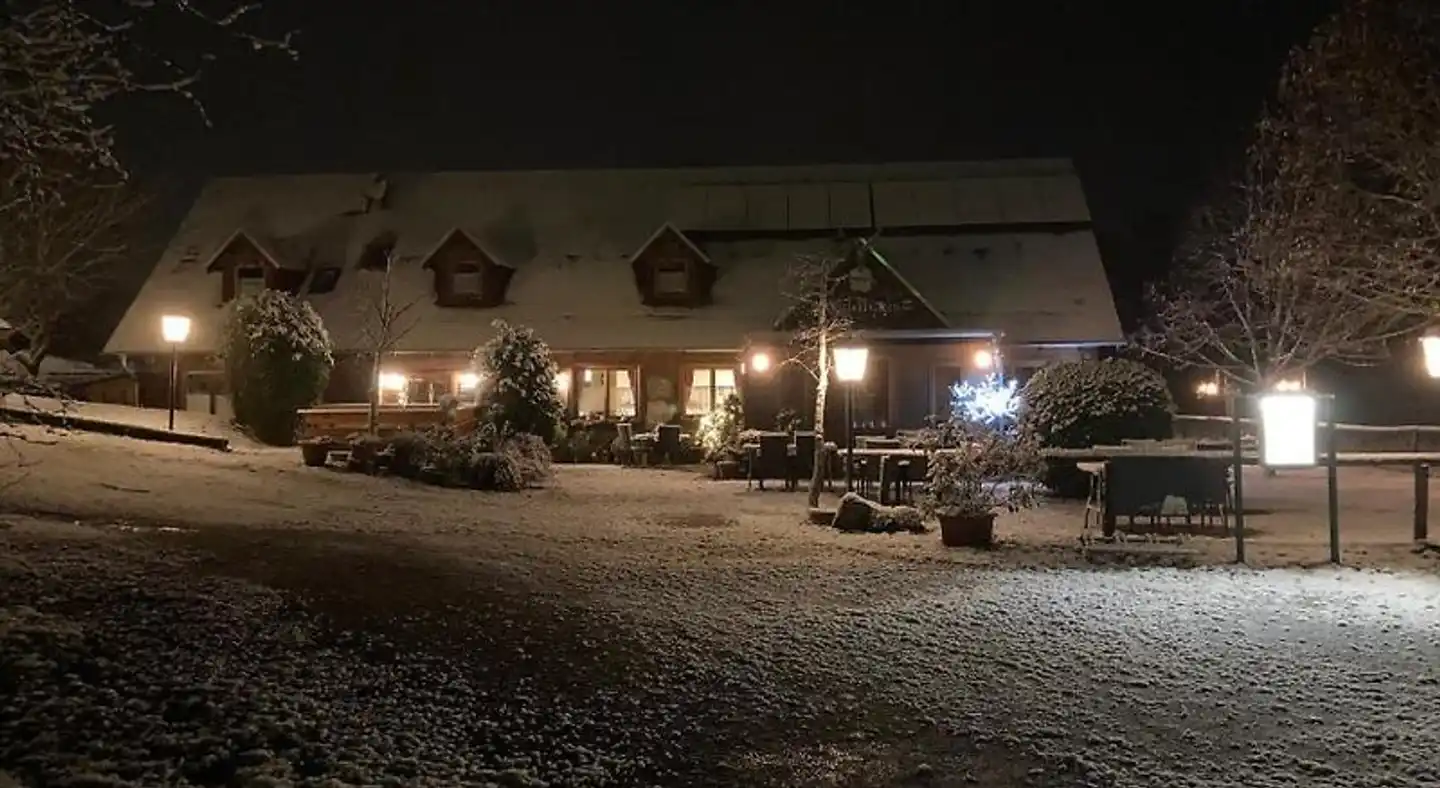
left=1019, top=359, right=1176, bottom=497
left=472, top=320, right=564, bottom=443
left=220, top=290, right=333, bottom=445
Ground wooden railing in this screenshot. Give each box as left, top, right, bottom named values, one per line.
left=296, top=403, right=475, bottom=440
left=1174, top=414, right=1440, bottom=454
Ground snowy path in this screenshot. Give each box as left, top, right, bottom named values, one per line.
left=1, top=429, right=1438, bottom=785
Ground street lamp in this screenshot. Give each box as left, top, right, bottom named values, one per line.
left=832, top=343, right=869, bottom=492
left=160, top=315, right=191, bottom=431
left=748, top=351, right=772, bottom=374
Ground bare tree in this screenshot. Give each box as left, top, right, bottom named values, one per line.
left=1140, top=0, right=1440, bottom=387
left=0, top=166, right=148, bottom=373
left=355, top=253, right=418, bottom=434
left=779, top=242, right=857, bottom=508
left=1, top=0, right=293, bottom=207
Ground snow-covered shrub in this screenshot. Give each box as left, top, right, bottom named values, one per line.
left=472, top=451, right=523, bottom=491
left=386, top=430, right=431, bottom=479
left=472, top=320, right=563, bottom=444
left=950, top=373, right=1019, bottom=429
left=1019, top=359, right=1175, bottom=497
left=501, top=432, right=552, bottom=486
left=220, top=290, right=334, bottom=445
left=696, top=393, right=744, bottom=461
left=915, top=417, right=1042, bottom=519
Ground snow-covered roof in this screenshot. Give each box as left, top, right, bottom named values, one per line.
left=103, top=161, right=1120, bottom=355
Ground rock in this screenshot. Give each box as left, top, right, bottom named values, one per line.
left=831, top=493, right=876, bottom=532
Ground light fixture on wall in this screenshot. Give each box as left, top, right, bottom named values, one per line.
left=378, top=371, right=407, bottom=391
left=749, top=351, right=772, bottom=374
left=556, top=369, right=572, bottom=393
left=456, top=372, right=480, bottom=392
left=973, top=347, right=994, bottom=371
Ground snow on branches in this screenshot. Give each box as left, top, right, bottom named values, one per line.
left=1140, top=0, right=1440, bottom=387
left=1, top=0, right=293, bottom=203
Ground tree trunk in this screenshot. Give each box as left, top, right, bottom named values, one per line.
left=367, top=353, right=381, bottom=435
left=807, top=370, right=829, bottom=508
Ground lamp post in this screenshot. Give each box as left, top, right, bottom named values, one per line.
left=160, top=315, right=191, bottom=431
left=832, top=343, right=869, bottom=492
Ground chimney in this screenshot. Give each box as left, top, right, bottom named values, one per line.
left=362, top=174, right=390, bottom=213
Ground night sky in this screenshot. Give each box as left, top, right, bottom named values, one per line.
left=112, top=1, right=1332, bottom=331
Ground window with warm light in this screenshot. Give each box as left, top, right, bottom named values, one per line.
left=576, top=368, right=636, bottom=417
left=686, top=368, right=737, bottom=414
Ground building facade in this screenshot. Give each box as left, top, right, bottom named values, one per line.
left=103, top=160, right=1124, bottom=430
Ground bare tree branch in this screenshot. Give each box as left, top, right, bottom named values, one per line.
left=1, top=0, right=294, bottom=204
left=354, top=251, right=418, bottom=434
left=0, top=162, right=149, bottom=374
left=1138, top=0, right=1440, bottom=387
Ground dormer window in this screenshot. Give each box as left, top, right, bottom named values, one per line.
left=452, top=263, right=482, bottom=295
left=235, top=267, right=266, bottom=299
left=419, top=228, right=515, bottom=308
left=629, top=223, right=715, bottom=307
left=653, top=259, right=688, bottom=296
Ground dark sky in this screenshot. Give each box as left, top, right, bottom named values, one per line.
left=116, top=1, right=1332, bottom=328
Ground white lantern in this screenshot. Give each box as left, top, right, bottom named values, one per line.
left=833, top=345, right=869, bottom=383
left=1423, top=334, right=1440, bottom=379
left=160, top=315, right=192, bottom=344
left=1259, top=391, right=1318, bottom=467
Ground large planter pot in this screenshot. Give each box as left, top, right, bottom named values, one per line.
left=938, top=512, right=997, bottom=548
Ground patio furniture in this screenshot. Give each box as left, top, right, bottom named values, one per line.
left=792, top=431, right=820, bottom=491
left=1096, top=456, right=1233, bottom=537
left=892, top=454, right=926, bottom=504
left=615, top=422, right=635, bottom=466
left=749, top=433, right=791, bottom=490
left=654, top=424, right=681, bottom=465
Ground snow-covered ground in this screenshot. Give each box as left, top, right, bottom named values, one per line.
left=0, top=394, right=257, bottom=446
left=1, top=426, right=1438, bottom=786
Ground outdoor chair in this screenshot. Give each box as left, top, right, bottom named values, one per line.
left=792, top=432, right=819, bottom=491
left=1102, top=456, right=1232, bottom=536
left=615, top=422, right=635, bottom=467
left=893, top=455, right=926, bottom=504
left=749, top=433, right=790, bottom=490
left=654, top=424, right=681, bottom=465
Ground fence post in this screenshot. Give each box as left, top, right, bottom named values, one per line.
left=1326, top=398, right=1340, bottom=564
left=1416, top=463, right=1430, bottom=543
left=1230, top=395, right=1246, bottom=564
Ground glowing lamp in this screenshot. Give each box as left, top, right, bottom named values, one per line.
left=749, top=351, right=772, bottom=374
left=973, top=348, right=994, bottom=370
left=1259, top=391, right=1318, bottom=468
left=1196, top=380, right=1220, bottom=398
left=556, top=369, right=572, bottom=393
left=456, top=372, right=480, bottom=392
left=378, top=371, right=407, bottom=392
left=160, top=315, right=191, bottom=344
left=1423, top=334, right=1440, bottom=379
left=832, top=344, right=869, bottom=383
left=1273, top=378, right=1303, bottom=392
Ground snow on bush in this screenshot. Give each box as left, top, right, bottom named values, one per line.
left=220, top=290, right=334, bottom=445
left=949, top=373, right=1019, bottom=429
left=1019, top=359, right=1175, bottom=497
left=696, top=393, right=743, bottom=461
left=473, top=320, right=563, bottom=444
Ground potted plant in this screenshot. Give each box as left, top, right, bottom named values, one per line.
left=698, top=394, right=744, bottom=479
left=914, top=417, right=1042, bottom=548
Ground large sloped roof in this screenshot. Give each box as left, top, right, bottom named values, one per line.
left=104, top=160, right=1120, bottom=355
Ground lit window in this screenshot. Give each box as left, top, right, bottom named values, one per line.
left=686, top=367, right=737, bottom=414
left=576, top=368, right=637, bottom=418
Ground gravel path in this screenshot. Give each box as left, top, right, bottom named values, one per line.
left=2, top=516, right=1437, bottom=788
